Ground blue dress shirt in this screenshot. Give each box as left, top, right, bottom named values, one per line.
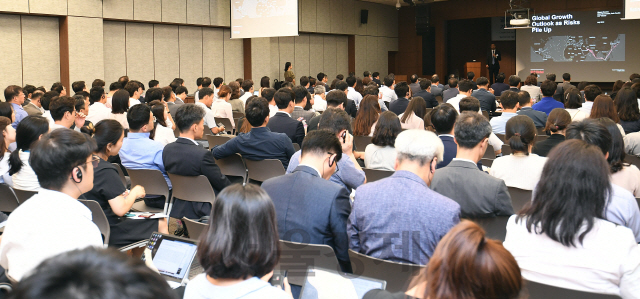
left=532, top=96, right=565, bottom=115
left=286, top=150, right=365, bottom=192
left=490, top=112, right=518, bottom=135
left=11, top=103, right=28, bottom=129
left=212, top=127, right=295, bottom=169
left=119, top=132, right=171, bottom=188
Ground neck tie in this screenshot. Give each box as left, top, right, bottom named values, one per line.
left=492, top=50, right=495, bottom=64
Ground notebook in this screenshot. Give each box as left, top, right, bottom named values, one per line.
left=144, top=232, right=198, bottom=288
left=299, top=267, right=387, bottom=299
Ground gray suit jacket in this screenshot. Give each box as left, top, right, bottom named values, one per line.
left=167, top=101, right=183, bottom=118
left=409, top=82, right=421, bottom=97
left=23, top=103, right=43, bottom=116
left=291, top=106, right=316, bottom=124
left=431, top=160, right=514, bottom=218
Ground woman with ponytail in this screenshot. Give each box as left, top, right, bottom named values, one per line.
left=364, top=221, right=523, bottom=299
left=532, top=108, right=571, bottom=157
left=9, top=115, right=49, bottom=191
left=489, top=115, right=546, bottom=190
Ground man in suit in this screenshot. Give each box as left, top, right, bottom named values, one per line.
left=23, top=91, right=44, bottom=116
left=372, top=72, right=381, bottom=86
left=486, top=43, right=501, bottom=85
left=467, top=72, right=478, bottom=90
left=508, top=75, right=521, bottom=92
left=334, top=81, right=358, bottom=118
left=262, top=130, right=352, bottom=272
left=349, top=130, right=460, bottom=265
left=490, top=73, right=510, bottom=96
left=431, top=111, right=514, bottom=218
left=409, top=74, right=421, bottom=96
left=389, top=82, right=411, bottom=115
left=430, top=74, right=444, bottom=98
left=163, top=104, right=231, bottom=219
left=471, top=77, right=496, bottom=114
left=517, top=90, right=547, bottom=128
left=164, top=86, right=183, bottom=117
left=442, top=78, right=459, bottom=103
left=432, top=104, right=484, bottom=169
left=554, top=72, right=573, bottom=99
left=414, top=79, right=439, bottom=108
left=291, top=86, right=317, bottom=124
left=266, top=89, right=305, bottom=146
left=307, top=90, right=348, bottom=133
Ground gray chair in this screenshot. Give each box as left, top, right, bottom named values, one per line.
left=483, top=144, right=495, bottom=159
left=467, top=216, right=510, bottom=242
left=12, top=189, right=37, bottom=204
left=166, top=174, right=216, bottom=219
left=508, top=187, right=532, bottom=212
left=217, top=118, right=234, bottom=135
left=354, top=136, right=372, bottom=151
left=126, top=168, right=170, bottom=214
left=203, top=125, right=213, bottom=136
left=496, top=133, right=506, bottom=142
left=481, top=110, right=490, bottom=120
left=232, top=111, right=244, bottom=119
left=480, top=158, right=493, bottom=167
left=0, top=184, right=20, bottom=213
left=625, top=155, right=640, bottom=170
left=293, top=143, right=300, bottom=151
left=215, top=153, right=247, bottom=181
left=502, top=144, right=512, bottom=155
left=525, top=280, right=621, bottom=299
left=79, top=199, right=110, bottom=247
left=277, top=240, right=342, bottom=286
left=206, top=135, right=233, bottom=148
left=244, top=159, right=285, bottom=183
left=435, top=95, right=443, bottom=104
left=182, top=217, right=207, bottom=240
left=363, top=168, right=394, bottom=183
left=112, top=163, right=128, bottom=188
left=348, top=249, right=424, bottom=293
left=535, top=134, right=549, bottom=143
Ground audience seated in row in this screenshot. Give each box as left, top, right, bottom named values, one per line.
left=267, top=89, right=305, bottom=146
left=489, top=90, right=520, bottom=135
left=8, top=116, right=49, bottom=192
left=532, top=80, right=564, bottom=115
left=444, top=79, right=474, bottom=113
left=389, top=82, right=410, bottom=115
left=0, top=116, right=15, bottom=184
left=353, top=95, right=381, bottom=137
left=471, top=77, right=496, bottom=114
left=531, top=108, right=569, bottom=157
left=412, top=79, right=438, bottom=108
left=364, top=111, right=401, bottom=172
left=398, top=97, right=427, bottom=130
left=516, top=90, right=548, bottom=128
left=564, top=87, right=588, bottom=121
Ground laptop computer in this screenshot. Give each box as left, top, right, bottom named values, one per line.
left=143, top=232, right=199, bottom=289
left=299, top=267, right=387, bottom=299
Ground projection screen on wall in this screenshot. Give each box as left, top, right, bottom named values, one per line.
left=624, top=0, right=640, bottom=19
left=230, top=0, right=299, bottom=39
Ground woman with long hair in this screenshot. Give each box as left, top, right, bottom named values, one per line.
left=0, top=102, right=15, bottom=124
left=610, top=79, right=625, bottom=100
left=597, top=117, right=640, bottom=196
left=9, top=116, right=49, bottom=191
left=615, top=87, right=640, bottom=134
left=184, top=184, right=292, bottom=299
left=490, top=115, right=546, bottom=190
left=227, top=82, right=245, bottom=115
left=532, top=108, right=571, bottom=157
left=283, top=62, right=295, bottom=85
left=109, top=89, right=129, bottom=129
left=353, top=95, right=381, bottom=137
left=590, top=94, right=626, bottom=136
left=211, top=86, right=236, bottom=129
left=399, top=97, right=426, bottom=130
left=364, top=221, right=522, bottom=299
left=364, top=111, right=402, bottom=171
left=0, top=116, right=16, bottom=184
left=148, top=100, right=176, bottom=146
left=563, top=87, right=587, bottom=121
left=504, top=140, right=640, bottom=297
left=258, top=76, right=270, bottom=97
left=355, top=77, right=365, bottom=96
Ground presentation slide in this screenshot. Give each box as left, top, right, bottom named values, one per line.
left=516, top=10, right=640, bottom=82
left=625, top=0, right=640, bottom=19
left=230, top=0, right=299, bottom=39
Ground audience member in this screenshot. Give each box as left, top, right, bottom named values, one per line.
left=148, top=100, right=177, bottom=146
left=175, top=86, right=188, bottom=104
left=458, top=97, right=504, bottom=156
left=71, top=81, right=87, bottom=94
left=413, top=79, right=438, bottom=108
left=352, top=129, right=460, bottom=265
left=555, top=72, right=573, bottom=96
left=507, top=75, right=521, bottom=91
left=83, top=119, right=168, bottom=247
left=346, top=76, right=363, bottom=107
left=364, top=221, right=522, bottom=299
left=195, top=87, right=225, bottom=134
left=307, top=90, right=347, bottom=133
left=266, top=89, right=305, bottom=146
left=239, top=79, right=254, bottom=105
left=163, top=104, right=231, bottom=219
left=124, top=81, right=142, bottom=107
left=580, top=84, right=603, bottom=115
left=490, top=90, right=520, bottom=134
left=51, top=82, right=67, bottom=96
left=590, top=94, right=626, bottom=136
left=445, top=79, right=474, bottom=112
left=504, top=140, right=640, bottom=297
left=364, top=111, right=401, bottom=171
left=258, top=76, right=270, bottom=96
left=615, top=87, right=640, bottom=134
left=442, top=78, right=459, bottom=103
left=5, top=85, right=27, bottom=128
left=363, top=84, right=388, bottom=112
left=0, top=103, right=15, bottom=124
left=335, top=80, right=358, bottom=117
left=40, top=91, right=56, bottom=124
left=291, top=86, right=316, bottom=123
left=399, top=97, right=426, bottom=130
left=597, top=117, right=640, bottom=197
left=532, top=108, right=570, bottom=157
left=86, top=86, right=111, bottom=124
left=429, top=75, right=443, bottom=97
left=312, top=85, right=327, bottom=112
left=73, top=93, right=93, bottom=133
left=490, top=73, right=509, bottom=96
left=431, top=112, right=514, bottom=218
left=521, top=75, right=542, bottom=101
left=49, top=96, right=83, bottom=131
left=228, top=81, right=244, bottom=114
left=213, top=97, right=295, bottom=168
left=23, top=91, right=44, bottom=116
left=0, top=129, right=103, bottom=281
left=353, top=95, right=381, bottom=137
left=109, top=90, right=130, bottom=129
left=164, top=86, right=182, bottom=116
left=532, top=80, right=564, bottom=115
left=262, top=130, right=352, bottom=272
left=431, top=104, right=462, bottom=169
left=184, top=184, right=292, bottom=299
left=471, top=77, right=496, bottom=113
left=0, top=117, right=15, bottom=185
left=9, top=116, right=49, bottom=192
left=148, top=79, right=159, bottom=88
left=261, top=87, right=278, bottom=117
left=563, top=87, right=587, bottom=121
left=380, top=75, right=397, bottom=105
left=490, top=116, right=546, bottom=190
left=209, top=86, right=235, bottom=129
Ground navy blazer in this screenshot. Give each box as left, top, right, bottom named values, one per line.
left=266, top=112, right=305, bottom=146
left=437, top=135, right=482, bottom=170
left=261, top=166, right=352, bottom=270
left=389, top=97, right=410, bottom=115
left=163, top=138, right=231, bottom=219
left=471, top=89, right=497, bottom=113
left=212, top=127, right=295, bottom=169
left=443, top=88, right=459, bottom=103
left=414, top=90, right=439, bottom=108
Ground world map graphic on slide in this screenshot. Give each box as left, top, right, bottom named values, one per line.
left=531, top=34, right=625, bottom=62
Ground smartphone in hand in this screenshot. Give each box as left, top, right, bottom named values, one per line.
left=269, top=270, right=287, bottom=290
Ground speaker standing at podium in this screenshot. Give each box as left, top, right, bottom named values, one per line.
left=486, top=44, right=501, bottom=85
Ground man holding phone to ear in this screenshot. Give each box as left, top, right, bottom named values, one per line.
left=0, top=129, right=103, bottom=281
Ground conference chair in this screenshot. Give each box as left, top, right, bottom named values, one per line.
left=624, top=154, right=640, bottom=170
left=232, top=111, right=244, bottom=119
left=214, top=153, right=247, bottom=183
left=467, top=216, right=510, bottom=242
left=166, top=174, right=216, bottom=220
left=203, top=125, right=213, bottom=136
left=217, top=118, right=234, bottom=135
left=126, top=169, right=170, bottom=214
left=112, top=163, right=128, bottom=188
left=0, top=184, right=20, bottom=213
left=496, top=133, right=506, bottom=142
left=483, top=144, right=495, bottom=159
left=348, top=250, right=424, bottom=293
left=534, top=134, right=549, bottom=143
left=354, top=136, right=373, bottom=151
left=182, top=217, right=207, bottom=240
left=508, top=187, right=533, bottom=212
left=525, top=280, right=621, bottom=299
left=502, top=144, right=512, bottom=155
left=12, top=189, right=37, bottom=204
left=276, top=240, right=342, bottom=286
left=537, top=127, right=548, bottom=136
left=435, top=95, right=443, bottom=104
left=244, top=159, right=285, bottom=184
left=173, top=127, right=180, bottom=138
left=79, top=199, right=110, bottom=247
left=480, top=158, right=493, bottom=168
left=363, top=168, right=394, bottom=183
left=293, top=143, right=300, bottom=151
left=481, top=110, right=490, bottom=121
left=206, top=135, right=233, bottom=148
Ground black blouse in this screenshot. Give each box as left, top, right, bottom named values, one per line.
left=532, top=134, right=565, bottom=157
left=82, top=158, right=127, bottom=225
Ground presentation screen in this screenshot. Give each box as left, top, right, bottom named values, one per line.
left=230, top=0, right=299, bottom=39
left=515, top=10, right=640, bottom=82
left=625, top=0, right=640, bottom=19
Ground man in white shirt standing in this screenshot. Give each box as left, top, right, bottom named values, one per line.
left=379, top=75, right=397, bottom=105
left=195, top=88, right=225, bottom=135
left=239, top=80, right=254, bottom=106
left=0, top=129, right=103, bottom=281
left=446, top=79, right=475, bottom=113
left=346, top=76, right=363, bottom=108
left=86, top=86, right=111, bottom=125
left=125, top=81, right=142, bottom=107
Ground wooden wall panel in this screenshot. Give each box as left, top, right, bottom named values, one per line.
left=162, top=0, right=186, bottom=24
left=210, top=0, right=229, bottom=26
left=67, top=0, right=102, bottom=17
left=308, top=35, right=324, bottom=81
left=222, top=29, right=243, bottom=82
left=125, top=23, right=154, bottom=87
left=68, top=17, right=104, bottom=85
left=354, top=35, right=366, bottom=78
left=153, top=24, right=179, bottom=87
left=29, top=0, right=66, bottom=15
left=134, top=0, right=161, bottom=22
left=336, top=36, right=349, bottom=78
left=299, top=0, right=316, bottom=32
left=294, top=35, right=310, bottom=78
left=21, top=16, right=60, bottom=88
left=178, top=26, right=203, bottom=93
left=323, top=35, right=337, bottom=79
left=0, top=14, right=23, bottom=93
left=103, top=0, right=133, bottom=20
left=202, top=27, right=225, bottom=80
left=0, top=0, right=28, bottom=13
left=103, top=21, right=127, bottom=83
left=330, top=0, right=343, bottom=34
left=278, top=36, right=295, bottom=81
left=187, top=0, right=209, bottom=26
left=315, top=0, right=331, bottom=33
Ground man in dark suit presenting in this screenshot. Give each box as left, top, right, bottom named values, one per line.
left=486, top=44, right=501, bottom=85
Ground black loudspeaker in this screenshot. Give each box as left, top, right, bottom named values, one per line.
left=415, top=5, right=430, bottom=35
left=361, top=10, right=368, bottom=24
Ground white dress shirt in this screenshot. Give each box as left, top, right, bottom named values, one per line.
left=0, top=152, right=12, bottom=186
left=313, top=95, right=327, bottom=112
left=504, top=215, right=640, bottom=298
left=210, top=99, right=235, bottom=128
left=87, top=102, right=112, bottom=124
left=129, top=98, right=141, bottom=108
left=565, top=108, right=588, bottom=121
left=347, top=87, right=364, bottom=107
left=364, top=144, right=397, bottom=171
left=195, top=102, right=218, bottom=129
left=447, top=93, right=468, bottom=112
left=489, top=153, right=546, bottom=190
left=43, top=110, right=54, bottom=125
left=489, top=112, right=518, bottom=135
left=239, top=92, right=252, bottom=106
left=579, top=101, right=594, bottom=116
left=0, top=189, right=103, bottom=281
left=11, top=150, right=42, bottom=192
left=109, top=113, right=129, bottom=129
left=269, top=104, right=278, bottom=117
left=380, top=86, right=397, bottom=103
left=153, top=123, right=177, bottom=146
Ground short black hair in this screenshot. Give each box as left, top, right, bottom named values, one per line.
left=261, top=88, right=276, bottom=102
left=245, top=97, right=269, bottom=127
left=30, top=128, right=96, bottom=190
left=508, top=75, right=521, bottom=87
left=371, top=111, right=402, bottom=147
left=89, top=87, right=104, bottom=105
left=546, top=73, right=557, bottom=81
left=74, top=95, right=86, bottom=112
left=517, top=90, right=531, bottom=107
left=196, top=77, right=204, bottom=87
left=301, top=129, right=342, bottom=162
left=448, top=78, right=458, bottom=88
left=4, top=85, right=23, bottom=102
left=201, top=77, right=212, bottom=88
left=383, top=75, right=394, bottom=87
left=72, top=81, right=86, bottom=93
left=431, top=104, right=458, bottom=135
left=198, top=87, right=214, bottom=99
left=127, top=104, right=151, bottom=131
left=584, top=85, right=602, bottom=102
left=213, top=77, right=224, bottom=88
left=23, top=84, right=36, bottom=96
left=109, top=82, right=121, bottom=91
left=42, top=91, right=58, bottom=110
left=293, top=86, right=308, bottom=104
left=562, top=73, right=571, bottom=81
left=31, top=91, right=43, bottom=101
left=11, top=247, right=177, bottom=299
left=169, top=80, right=181, bottom=92
left=241, top=80, right=254, bottom=92
left=148, top=80, right=159, bottom=88
left=274, top=89, right=295, bottom=109
left=566, top=118, right=611, bottom=156
left=419, top=79, right=432, bottom=90
left=500, top=91, right=520, bottom=109
left=335, top=81, right=348, bottom=92
left=459, top=96, right=480, bottom=112
left=540, top=80, right=557, bottom=97
left=454, top=111, right=492, bottom=149
left=91, top=79, right=105, bottom=88
left=199, top=184, right=279, bottom=280
left=318, top=108, right=351, bottom=134
left=144, top=87, right=164, bottom=103
left=476, top=77, right=489, bottom=86
left=336, top=74, right=344, bottom=81
left=326, top=90, right=347, bottom=108
left=49, top=96, right=76, bottom=121
left=299, top=76, right=309, bottom=87
left=51, top=82, right=65, bottom=94
left=458, top=79, right=473, bottom=93
left=394, top=82, right=409, bottom=98
left=317, top=72, right=326, bottom=81
left=346, top=76, right=357, bottom=87
left=431, top=74, right=440, bottom=83
left=467, top=72, right=475, bottom=80
left=175, top=104, right=205, bottom=132
left=372, top=72, right=380, bottom=78
left=175, top=86, right=188, bottom=96
left=124, top=81, right=140, bottom=97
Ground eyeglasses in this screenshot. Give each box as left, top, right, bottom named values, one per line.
left=86, top=155, right=100, bottom=168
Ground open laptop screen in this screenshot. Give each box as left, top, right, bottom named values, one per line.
left=299, top=267, right=386, bottom=299
left=147, top=232, right=198, bottom=281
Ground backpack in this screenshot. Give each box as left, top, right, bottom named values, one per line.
left=273, top=79, right=282, bottom=90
